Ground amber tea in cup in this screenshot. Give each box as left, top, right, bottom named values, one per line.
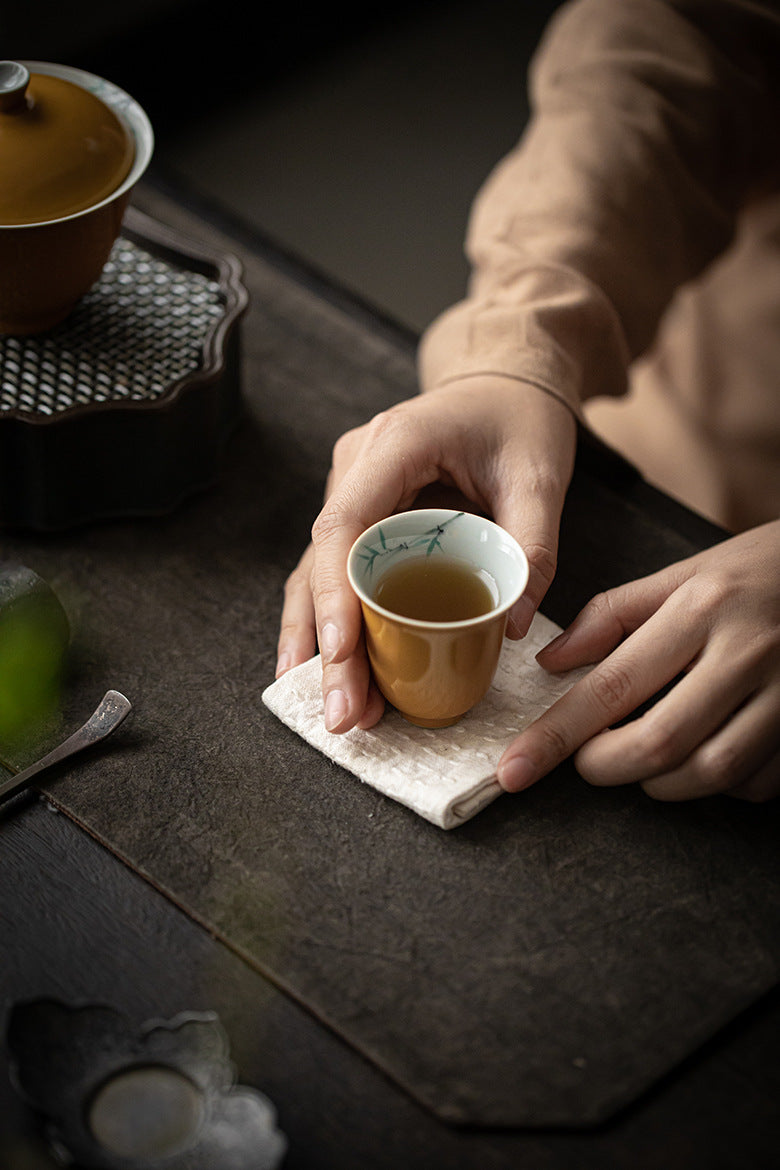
left=374, top=555, right=496, bottom=622
left=347, top=509, right=529, bottom=728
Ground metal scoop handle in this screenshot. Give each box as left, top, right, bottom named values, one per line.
left=0, top=690, right=132, bottom=805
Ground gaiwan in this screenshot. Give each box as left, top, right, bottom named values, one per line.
left=0, top=59, right=153, bottom=334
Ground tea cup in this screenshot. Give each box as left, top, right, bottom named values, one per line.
left=347, top=509, right=529, bottom=727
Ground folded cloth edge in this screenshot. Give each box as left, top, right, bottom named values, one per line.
left=262, top=613, right=588, bottom=831
left=262, top=657, right=499, bottom=829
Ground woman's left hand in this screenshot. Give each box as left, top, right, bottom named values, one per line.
left=497, top=520, right=780, bottom=802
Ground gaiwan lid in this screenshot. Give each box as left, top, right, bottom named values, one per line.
left=0, top=60, right=134, bottom=226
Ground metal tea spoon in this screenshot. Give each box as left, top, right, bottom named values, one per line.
left=0, top=690, right=132, bottom=805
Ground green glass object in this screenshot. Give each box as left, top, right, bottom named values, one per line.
left=0, top=562, right=70, bottom=763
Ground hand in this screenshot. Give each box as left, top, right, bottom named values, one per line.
left=277, top=377, right=577, bottom=733
left=498, top=521, right=780, bottom=801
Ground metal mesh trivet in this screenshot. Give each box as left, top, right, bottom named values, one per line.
left=0, top=239, right=225, bottom=416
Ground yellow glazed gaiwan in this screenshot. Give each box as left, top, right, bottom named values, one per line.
left=0, top=60, right=153, bottom=334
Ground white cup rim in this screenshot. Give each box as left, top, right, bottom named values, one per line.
left=347, top=508, right=529, bottom=630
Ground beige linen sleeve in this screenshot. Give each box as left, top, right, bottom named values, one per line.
left=419, top=0, right=780, bottom=417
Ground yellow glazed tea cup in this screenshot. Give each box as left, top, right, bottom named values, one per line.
left=347, top=509, right=529, bottom=728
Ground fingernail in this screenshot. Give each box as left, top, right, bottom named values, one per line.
left=275, top=652, right=291, bottom=678
left=510, top=595, right=536, bottom=639
left=324, top=689, right=348, bottom=732
left=498, top=755, right=537, bottom=792
left=320, top=621, right=340, bottom=663
left=537, top=630, right=570, bottom=660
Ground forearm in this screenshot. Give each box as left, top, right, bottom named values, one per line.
left=420, top=0, right=779, bottom=412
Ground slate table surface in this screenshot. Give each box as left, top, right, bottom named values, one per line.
left=1, top=179, right=778, bottom=1168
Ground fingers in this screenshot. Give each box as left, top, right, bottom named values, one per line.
left=275, top=425, right=369, bottom=681
left=497, top=583, right=703, bottom=791
left=306, top=502, right=374, bottom=732
left=503, top=535, right=559, bottom=640
left=276, top=545, right=317, bottom=677
left=499, top=537, right=780, bottom=802
left=320, top=648, right=384, bottom=732
left=307, top=408, right=441, bottom=732
left=536, top=565, right=691, bottom=670
left=491, top=390, right=576, bottom=638
left=572, top=632, right=766, bottom=789
left=276, top=536, right=386, bottom=731
left=276, top=404, right=440, bottom=732
left=636, top=683, right=780, bottom=801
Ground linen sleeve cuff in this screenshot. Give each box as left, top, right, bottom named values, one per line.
left=418, top=259, right=633, bottom=420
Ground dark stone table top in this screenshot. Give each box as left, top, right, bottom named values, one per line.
left=1, top=180, right=778, bottom=1169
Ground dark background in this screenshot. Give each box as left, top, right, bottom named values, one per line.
left=4, top=0, right=563, bottom=332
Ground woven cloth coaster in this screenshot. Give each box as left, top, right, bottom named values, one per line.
left=262, top=611, right=590, bottom=829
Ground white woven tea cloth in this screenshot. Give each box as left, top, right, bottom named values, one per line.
left=262, top=612, right=590, bottom=830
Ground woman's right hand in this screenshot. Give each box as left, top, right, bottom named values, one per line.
left=276, top=376, right=578, bottom=734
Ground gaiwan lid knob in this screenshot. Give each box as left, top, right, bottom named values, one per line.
left=0, top=60, right=134, bottom=226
